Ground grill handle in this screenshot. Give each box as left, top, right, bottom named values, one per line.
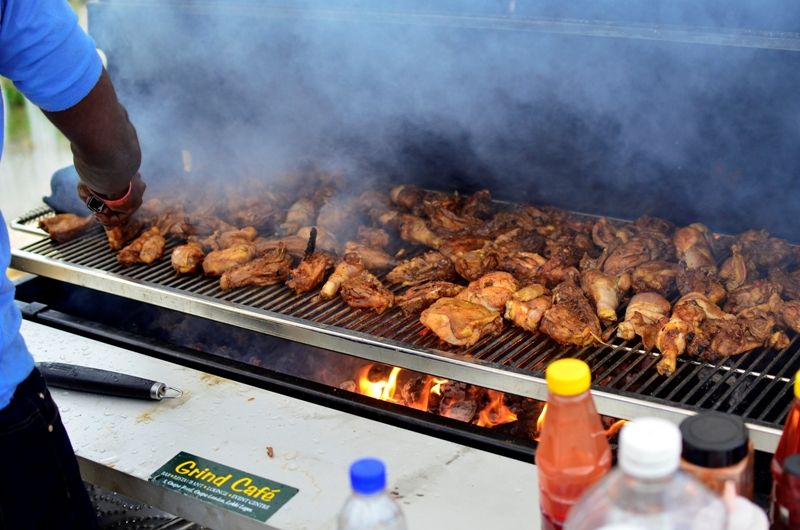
left=37, top=362, right=181, bottom=401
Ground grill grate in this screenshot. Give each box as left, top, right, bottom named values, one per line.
left=12, top=225, right=796, bottom=451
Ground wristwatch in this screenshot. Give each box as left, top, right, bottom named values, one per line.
left=85, top=181, right=133, bottom=213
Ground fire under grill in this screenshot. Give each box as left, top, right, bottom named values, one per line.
left=11, top=224, right=799, bottom=452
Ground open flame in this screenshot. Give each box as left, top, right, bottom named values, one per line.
left=476, top=390, right=518, bottom=427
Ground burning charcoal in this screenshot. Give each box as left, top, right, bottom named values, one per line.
left=399, top=374, right=431, bottom=409
left=440, top=400, right=478, bottom=423
left=339, top=380, right=357, bottom=393
left=438, top=382, right=479, bottom=423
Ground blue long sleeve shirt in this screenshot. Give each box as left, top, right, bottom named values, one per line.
left=0, top=0, right=102, bottom=408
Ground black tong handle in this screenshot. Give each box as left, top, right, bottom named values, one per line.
left=37, top=362, right=179, bottom=401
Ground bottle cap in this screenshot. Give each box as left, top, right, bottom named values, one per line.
left=349, top=458, right=387, bottom=495
left=725, top=496, right=768, bottom=530
left=619, top=417, right=681, bottom=479
left=545, top=358, right=591, bottom=396
left=784, top=454, right=800, bottom=477
left=795, top=369, right=800, bottom=400
left=680, top=412, right=750, bottom=468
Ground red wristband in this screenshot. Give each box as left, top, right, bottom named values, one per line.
left=97, top=181, right=133, bottom=208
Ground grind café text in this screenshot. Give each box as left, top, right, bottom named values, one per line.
left=175, top=460, right=280, bottom=501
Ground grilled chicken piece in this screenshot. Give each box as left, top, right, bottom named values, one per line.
left=105, top=218, right=143, bottom=250
left=171, top=240, right=205, bottom=274
left=339, top=270, right=394, bottom=314
left=200, top=226, right=258, bottom=251
left=424, top=203, right=483, bottom=236
left=780, top=300, right=800, bottom=333
left=420, top=298, right=503, bottom=347
left=538, top=250, right=580, bottom=288
left=540, top=281, right=602, bottom=346
left=461, top=189, right=493, bottom=219
left=117, top=227, right=166, bottom=266
left=450, top=243, right=498, bottom=282
left=220, top=246, right=292, bottom=290
left=769, top=268, right=800, bottom=301
left=724, top=280, right=782, bottom=314
left=634, top=215, right=674, bottom=235
left=182, top=214, right=236, bottom=238
left=719, top=244, right=752, bottom=291
left=224, top=196, right=282, bottom=233
left=281, top=198, right=316, bottom=235
left=396, top=281, right=464, bottom=315
left=580, top=269, right=622, bottom=324
left=688, top=310, right=780, bottom=360
left=390, top=185, right=426, bottom=211
left=504, top=284, right=552, bottom=333
left=286, top=252, right=335, bottom=294
left=603, top=236, right=668, bottom=276
left=357, top=226, right=390, bottom=249
left=254, top=236, right=309, bottom=259
left=39, top=214, right=94, bottom=243
left=386, top=251, right=457, bottom=286
left=631, top=260, right=679, bottom=296
left=591, top=217, right=635, bottom=248
left=320, top=253, right=365, bottom=300
left=202, top=244, right=256, bottom=277
left=655, top=292, right=734, bottom=375
left=438, top=236, right=490, bottom=259
left=399, top=214, right=443, bottom=249
left=498, top=252, right=547, bottom=285
left=317, top=198, right=356, bottom=239
left=736, top=229, right=795, bottom=270
left=456, top=272, right=519, bottom=313
left=673, top=223, right=716, bottom=271
left=676, top=266, right=726, bottom=305
left=344, top=241, right=395, bottom=271
left=617, top=293, right=671, bottom=348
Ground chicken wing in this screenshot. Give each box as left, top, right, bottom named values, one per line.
left=396, top=281, right=465, bottom=315
left=420, top=298, right=503, bottom=347
left=320, top=253, right=365, bottom=300
left=498, top=252, right=547, bottom=285
left=339, top=270, right=394, bottom=314
left=202, top=244, right=256, bottom=277
left=504, top=284, right=552, bottom=333
left=724, top=280, right=782, bottom=315
left=105, top=218, right=143, bottom=250
left=386, top=251, right=457, bottom=286
left=171, top=240, right=205, bottom=274
left=117, top=227, right=166, bottom=266
left=286, top=252, right=335, bottom=294
left=39, top=214, right=94, bottom=243
left=456, top=272, right=519, bottom=313
left=540, top=281, right=602, bottom=346
left=719, top=244, right=752, bottom=291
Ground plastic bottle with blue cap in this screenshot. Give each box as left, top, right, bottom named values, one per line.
left=338, top=458, right=407, bottom=530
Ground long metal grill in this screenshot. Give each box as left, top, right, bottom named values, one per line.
left=12, top=224, right=798, bottom=450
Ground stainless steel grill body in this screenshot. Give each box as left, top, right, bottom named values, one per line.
left=12, top=227, right=798, bottom=451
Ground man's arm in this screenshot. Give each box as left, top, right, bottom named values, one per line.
left=43, top=69, right=141, bottom=200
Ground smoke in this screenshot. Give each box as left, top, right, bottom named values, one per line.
left=90, top=1, right=800, bottom=239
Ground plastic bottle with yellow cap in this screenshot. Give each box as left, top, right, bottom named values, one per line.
left=536, top=358, right=612, bottom=530
left=770, top=369, right=800, bottom=524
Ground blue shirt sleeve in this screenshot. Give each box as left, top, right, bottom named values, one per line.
left=0, top=0, right=102, bottom=112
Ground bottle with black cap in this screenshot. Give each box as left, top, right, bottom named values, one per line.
left=679, top=412, right=754, bottom=499
left=773, top=453, right=800, bottom=529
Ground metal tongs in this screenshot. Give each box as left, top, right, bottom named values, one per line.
left=37, top=362, right=183, bottom=401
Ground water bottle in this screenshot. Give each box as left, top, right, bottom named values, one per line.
left=338, top=458, right=407, bottom=530
left=565, top=417, right=728, bottom=530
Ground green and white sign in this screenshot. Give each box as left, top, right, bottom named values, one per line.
left=149, top=451, right=298, bottom=522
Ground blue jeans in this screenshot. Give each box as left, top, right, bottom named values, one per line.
left=0, top=369, right=97, bottom=529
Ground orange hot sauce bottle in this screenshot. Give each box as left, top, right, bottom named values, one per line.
left=536, top=358, right=612, bottom=530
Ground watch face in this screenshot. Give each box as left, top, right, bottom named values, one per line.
left=85, top=195, right=107, bottom=213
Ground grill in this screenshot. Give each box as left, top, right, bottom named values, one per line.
left=11, top=222, right=796, bottom=452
